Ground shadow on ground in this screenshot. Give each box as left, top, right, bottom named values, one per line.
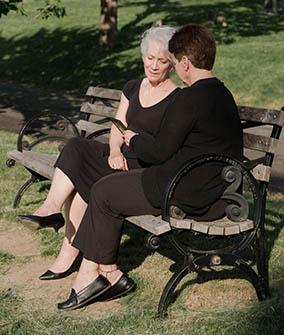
left=0, top=0, right=283, bottom=95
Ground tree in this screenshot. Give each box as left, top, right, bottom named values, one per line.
left=0, top=0, right=65, bottom=18
left=263, top=0, right=284, bottom=15
left=0, top=0, right=118, bottom=48
left=99, top=0, right=118, bottom=48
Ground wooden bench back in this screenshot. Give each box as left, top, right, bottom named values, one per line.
left=238, top=105, right=284, bottom=183
left=76, top=86, right=122, bottom=137
left=76, top=86, right=284, bottom=184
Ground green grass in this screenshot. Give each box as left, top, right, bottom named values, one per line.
left=0, top=0, right=284, bottom=108
left=1, top=1, right=284, bottom=332
left=1, top=130, right=284, bottom=334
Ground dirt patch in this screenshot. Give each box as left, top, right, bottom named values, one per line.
left=0, top=219, right=124, bottom=320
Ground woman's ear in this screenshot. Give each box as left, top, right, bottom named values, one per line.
left=181, top=56, right=190, bottom=71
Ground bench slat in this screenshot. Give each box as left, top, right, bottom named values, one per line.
left=7, top=150, right=57, bottom=180
left=170, top=216, right=254, bottom=236
left=76, top=120, right=111, bottom=134
left=86, top=86, right=122, bottom=101
left=238, top=106, right=284, bottom=126
left=251, top=164, right=271, bottom=182
left=243, top=132, right=278, bottom=154
left=80, top=102, right=118, bottom=117
left=127, top=215, right=171, bottom=235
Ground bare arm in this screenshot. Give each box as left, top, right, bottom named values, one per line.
left=108, top=93, right=129, bottom=171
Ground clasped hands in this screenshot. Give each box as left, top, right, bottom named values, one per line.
left=108, top=129, right=138, bottom=171
left=122, top=129, right=138, bottom=147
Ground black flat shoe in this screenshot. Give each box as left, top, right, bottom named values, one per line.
left=57, top=275, right=111, bottom=311
left=98, top=274, right=136, bottom=301
left=39, top=252, right=83, bottom=280
left=17, top=213, right=65, bottom=232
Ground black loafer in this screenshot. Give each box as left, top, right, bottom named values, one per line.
left=17, top=213, right=65, bottom=232
left=39, top=252, right=83, bottom=280
left=98, top=274, right=136, bottom=301
left=57, top=275, right=111, bottom=311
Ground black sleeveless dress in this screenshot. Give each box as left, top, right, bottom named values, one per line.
left=54, top=78, right=180, bottom=203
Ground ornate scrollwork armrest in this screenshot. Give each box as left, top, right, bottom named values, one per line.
left=16, top=112, right=80, bottom=153
left=162, top=154, right=262, bottom=230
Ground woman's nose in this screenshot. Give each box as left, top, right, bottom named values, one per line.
left=150, top=59, right=159, bottom=69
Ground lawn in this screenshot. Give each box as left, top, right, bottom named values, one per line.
left=0, top=0, right=284, bottom=108
left=1, top=0, right=284, bottom=333
left=1, top=131, right=284, bottom=334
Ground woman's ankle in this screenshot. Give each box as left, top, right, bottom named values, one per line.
left=99, top=267, right=122, bottom=286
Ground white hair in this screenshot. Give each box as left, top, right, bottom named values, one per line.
left=140, top=25, right=177, bottom=61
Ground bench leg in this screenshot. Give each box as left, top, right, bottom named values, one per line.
left=237, top=258, right=268, bottom=300
left=158, top=262, right=190, bottom=317
left=13, top=175, right=39, bottom=208
left=158, top=250, right=269, bottom=316
left=254, top=187, right=270, bottom=299
left=255, top=228, right=271, bottom=298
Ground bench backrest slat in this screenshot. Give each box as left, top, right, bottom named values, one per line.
left=86, top=86, right=122, bottom=100
left=76, top=119, right=111, bottom=134
left=80, top=102, right=118, bottom=117
left=243, top=133, right=279, bottom=154
left=238, top=106, right=284, bottom=126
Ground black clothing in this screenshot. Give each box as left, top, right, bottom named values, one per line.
left=130, top=78, right=243, bottom=215
left=73, top=168, right=229, bottom=265
left=54, top=79, right=180, bottom=203
left=72, top=169, right=161, bottom=264
left=73, top=77, right=244, bottom=265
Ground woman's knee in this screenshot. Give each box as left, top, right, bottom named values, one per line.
left=60, top=137, right=85, bottom=158
left=89, top=174, right=123, bottom=216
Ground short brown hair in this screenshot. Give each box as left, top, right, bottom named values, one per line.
left=168, top=24, right=216, bottom=70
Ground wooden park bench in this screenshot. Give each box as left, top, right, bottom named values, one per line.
left=6, top=86, right=284, bottom=316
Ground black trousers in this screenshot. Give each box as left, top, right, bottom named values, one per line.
left=72, top=169, right=161, bottom=264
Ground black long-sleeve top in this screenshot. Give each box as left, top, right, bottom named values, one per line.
left=129, top=78, right=243, bottom=214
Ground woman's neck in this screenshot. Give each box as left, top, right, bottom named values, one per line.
left=146, top=77, right=175, bottom=90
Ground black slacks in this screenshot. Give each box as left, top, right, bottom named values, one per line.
left=72, top=168, right=161, bottom=264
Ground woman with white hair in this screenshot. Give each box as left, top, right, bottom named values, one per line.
left=18, top=25, right=179, bottom=283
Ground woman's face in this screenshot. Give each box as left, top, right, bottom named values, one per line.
left=143, top=40, right=172, bottom=85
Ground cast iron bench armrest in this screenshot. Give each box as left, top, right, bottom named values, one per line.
left=15, top=112, right=80, bottom=152
left=161, top=154, right=262, bottom=237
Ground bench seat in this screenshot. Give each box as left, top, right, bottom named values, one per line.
left=8, top=150, right=57, bottom=180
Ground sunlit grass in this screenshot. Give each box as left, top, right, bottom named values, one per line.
left=0, top=0, right=283, bottom=107
left=1, top=130, right=284, bottom=334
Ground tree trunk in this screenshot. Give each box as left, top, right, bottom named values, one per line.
left=99, top=0, right=118, bottom=49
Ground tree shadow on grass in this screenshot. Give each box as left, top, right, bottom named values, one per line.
left=0, top=0, right=284, bottom=91
left=0, top=0, right=284, bottom=125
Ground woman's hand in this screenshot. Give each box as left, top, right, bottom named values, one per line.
left=108, top=152, right=128, bottom=171
left=123, top=130, right=139, bottom=147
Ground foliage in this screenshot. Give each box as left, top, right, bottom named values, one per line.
left=0, top=0, right=25, bottom=17
left=0, top=0, right=65, bottom=19
left=36, top=0, right=66, bottom=19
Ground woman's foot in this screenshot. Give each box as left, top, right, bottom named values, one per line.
left=72, top=258, right=101, bottom=293
left=39, top=252, right=82, bottom=280
left=33, top=202, right=60, bottom=217
left=99, top=266, right=123, bottom=286
left=48, top=239, right=79, bottom=274
left=98, top=274, right=136, bottom=301
left=17, top=213, right=64, bottom=232
left=57, top=275, right=111, bottom=310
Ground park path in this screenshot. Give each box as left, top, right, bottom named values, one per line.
left=0, top=218, right=124, bottom=318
